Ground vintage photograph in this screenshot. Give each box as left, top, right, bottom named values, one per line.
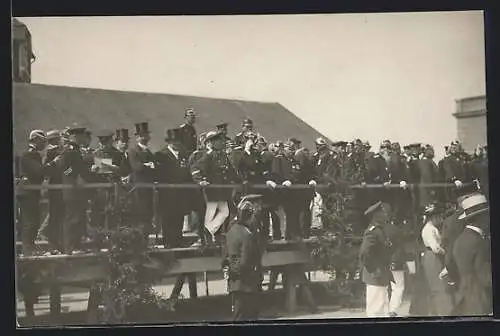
left=13, top=11, right=491, bottom=326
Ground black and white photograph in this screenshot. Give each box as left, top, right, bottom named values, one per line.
left=13, top=11, right=491, bottom=327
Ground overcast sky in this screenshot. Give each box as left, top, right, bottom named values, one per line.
left=19, top=11, right=485, bottom=158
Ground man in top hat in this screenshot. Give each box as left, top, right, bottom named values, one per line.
left=42, top=129, right=66, bottom=253
left=128, top=122, right=157, bottom=237
left=17, top=129, right=48, bottom=256
left=179, top=108, right=198, bottom=155
left=115, top=128, right=132, bottom=180
left=359, top=201, right=396, bottom=317
left=234, top=118, right=259, bottom=147
left=451, top=193, right=491, bottom=316
left=190, top=130, right=241, bottom=244
left=222, top=194, right=265, bottom=321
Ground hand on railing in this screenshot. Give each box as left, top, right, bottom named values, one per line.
left=282, top=180, right=292, bottom=187
left=266, top=180, right=277, bottom=189
left=199, top=181, right=210, bottom=187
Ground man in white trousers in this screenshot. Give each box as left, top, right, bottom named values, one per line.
left=190, top=130, right=240, bottom=243
left=359, top=201, right=397, bottom=317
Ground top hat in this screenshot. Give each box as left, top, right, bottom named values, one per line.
left=96, top=129, right=114, bottom=139
left=458, top=193, right=489, bottom=220
left=134, top=122, right=150, bottom=135
left=116, top=128, right=130, bottom=141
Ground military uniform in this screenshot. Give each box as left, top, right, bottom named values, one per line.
left=44, top=142, right=65, bottom=251
left=359, top=202, right=395, bottom=317
left=191, top=135, right=240, bottom=240
left=187, top=148, right=208, bottom=245
left=18, top=143, right=46, bottom=255
left=441, top=154, right=469, bottom=202
left=387, top=152, right=411, bottom=226
left=223, top=215, right=263, bottom=320
left=470, top=155, right=489, bottom=199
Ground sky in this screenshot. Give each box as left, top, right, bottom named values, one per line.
left=18, top=11, right=486, bottom=158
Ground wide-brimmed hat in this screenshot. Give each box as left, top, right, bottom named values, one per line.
left=216, top=122, right=228, bottom=129
left=458, top=193, right=489, bottom=220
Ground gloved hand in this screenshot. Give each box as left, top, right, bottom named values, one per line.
left=266, top=180, right=277, bottom=189
left=454, top=180, right=463, bottom=188
left=308, top=180, right=317, bottom=186
left=282, top=180, right=292, bottom=187
left=399, top=180, right=407, bottom=189
left=199, top=180, right=210, bottom=187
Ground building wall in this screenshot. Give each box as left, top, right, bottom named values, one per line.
left=454, top=95, right=487, bottom=153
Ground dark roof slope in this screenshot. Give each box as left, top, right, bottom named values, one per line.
left=13, top=83, right=329, bottom=153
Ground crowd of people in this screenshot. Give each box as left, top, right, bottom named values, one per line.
left=15, top=107, right=491, bottom=319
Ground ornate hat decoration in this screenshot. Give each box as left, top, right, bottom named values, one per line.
left=185, top=108, right=196, bottom=117
left=46, top=129, right=61, bottom=141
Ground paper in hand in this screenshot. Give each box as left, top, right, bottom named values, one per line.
left=94, top=157, right=113, bottom=173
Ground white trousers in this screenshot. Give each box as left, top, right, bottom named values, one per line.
left=389, top=270, right=405, bottom=314
left=204, top=201, right=230, bottom=237
left=366, top=285, right=389, bottom=317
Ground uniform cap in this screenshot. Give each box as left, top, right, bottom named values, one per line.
left=185, top=108, right=196, bottom=117
left=216, top=122, right=228, bottom=129
left=315, top=137, right=328, bottom=146
left=288, top=137, right=301, bottom=145
left=205, top=130, right=223, bottom=142
left=242, top=118, right=253, bottom=126
left=29, top=129, right=47, bottom=141
left=46, top=129, right=61, bottom=140
left=391, top=142, right=401, bottom=149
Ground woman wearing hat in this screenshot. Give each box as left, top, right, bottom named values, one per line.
left=451, top=193, right=491, bottom=316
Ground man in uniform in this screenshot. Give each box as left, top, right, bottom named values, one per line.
left=234, top=118, right=258, bottom=147
left=386, top=141, right=410, bottom=227
left=43, top=130, right=65, bottom=253
left=52, top=126, right=91, bottom=254
left=179, top=108, right=198, bottom=155
left=115, top=128, right=132, bottom=180
left=89, top=130, right=123, bottom=232
left=128, top=122, right=157, bottom=238
left=18, top=130, right=48, bottom=256
left=359, top=201, right=396, bottom=317
left=223, top=194, right=265, bottom=321
left=191, top=130, right=240, bottom=244
left=441, top=141, right=469, bottom=203
left=417, top=145, right=439, bottom=212
left=216, top=122, right=232, bottom=143
left=470, top=145, right=488, bottom=199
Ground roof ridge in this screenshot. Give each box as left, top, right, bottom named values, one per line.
left=13, top=82, right=279, bottom=105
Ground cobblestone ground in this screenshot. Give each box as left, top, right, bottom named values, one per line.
left=16, top=270, right=410, bottom=324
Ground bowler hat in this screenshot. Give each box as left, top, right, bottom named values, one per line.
left=134, top=122, right=150, bottom=135
left=116, top=128, right=130, bottom=140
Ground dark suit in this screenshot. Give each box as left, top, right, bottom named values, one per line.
left=442, top=155, right=469, bottom=202
left=128, top=144, right=156, bottom=234
left=363, top=153, right=390, bottom=206
left=154, top=146, right=191, bottom=247
left=224, top=221, right=263, bottom=320
left=116, top=150, right=132, bottom=178
left=44, top=145, right=65, bottom=250
left=178, top=123, right=197, bottom=155
left=452, top=222, right=492, bottom=316
left=417, top=158, right=439, bottom=209
left=387, top=153, right=411, bottom=225
left=470, top=157, right=489, bottom=199
left=18, top=145, right=45, bottom=254
left=441, top=211, right=465, bottom=283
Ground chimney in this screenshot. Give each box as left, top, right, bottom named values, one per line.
left=12, top=18, right=35, bottom=83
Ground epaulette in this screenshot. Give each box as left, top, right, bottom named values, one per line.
left=179, top=123, right=187, bottom=128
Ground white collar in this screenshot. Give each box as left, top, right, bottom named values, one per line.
left=137, top=142, right=149, bottom=151
left=168, top=145, right=179, bottom=159
left=465, top=225, right=485, bottom=237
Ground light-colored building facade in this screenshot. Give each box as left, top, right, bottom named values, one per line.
left=453, top=95, right=487, bottom=153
